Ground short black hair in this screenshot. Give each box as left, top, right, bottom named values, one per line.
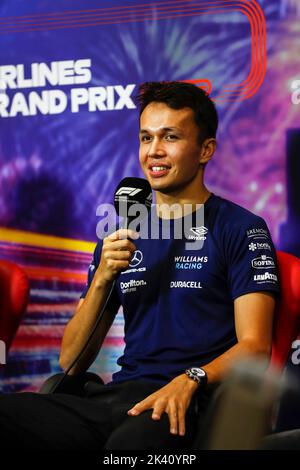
left=136, top=81, right=218, bottom=143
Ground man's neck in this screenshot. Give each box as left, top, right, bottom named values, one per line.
left=155, top=186, right=211, bottom=219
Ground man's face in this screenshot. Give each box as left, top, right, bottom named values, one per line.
left=139, top=102, right=204, bottom=195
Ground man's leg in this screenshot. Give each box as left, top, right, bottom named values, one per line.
left=105, top=407, right=198, bottom=450
left=0, top=391, right=110, bottom=450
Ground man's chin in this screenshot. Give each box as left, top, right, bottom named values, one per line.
left=148, top=179, right=169, bottom=190
left=149, top=181, right=178, bottom=195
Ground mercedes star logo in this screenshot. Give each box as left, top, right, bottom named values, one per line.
left=129, top=250, right=143, bottom=267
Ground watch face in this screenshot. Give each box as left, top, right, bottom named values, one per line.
left=190, top=367, right=206, bottom=377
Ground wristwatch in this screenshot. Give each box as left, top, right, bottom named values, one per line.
left=185, top=367, right=207, bottom=387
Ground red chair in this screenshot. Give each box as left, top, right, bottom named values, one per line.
left=271, top=251, right=300, bottom=370
left=0, top=260, right=29, bottom=352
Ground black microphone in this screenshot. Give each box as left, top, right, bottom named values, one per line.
left=114, top=177, right=152, bottom=229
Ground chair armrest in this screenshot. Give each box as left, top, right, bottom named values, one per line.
left=39, top=372, right=104, bottom=396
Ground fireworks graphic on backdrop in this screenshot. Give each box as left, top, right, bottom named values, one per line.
left=0, top=0, right=297, bottom=242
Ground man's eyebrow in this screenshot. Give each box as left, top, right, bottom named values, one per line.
left=139, top=127, right=181, bottom=134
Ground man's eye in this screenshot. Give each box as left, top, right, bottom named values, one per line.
left=141, top=135, right=151, bottom=142
left=166, top=134, right=178, bottom=140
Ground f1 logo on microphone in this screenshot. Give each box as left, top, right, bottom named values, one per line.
left=115, top=187, right=143, bottom=196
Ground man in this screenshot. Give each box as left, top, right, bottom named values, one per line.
left=0, top=81, right=280, bottom=450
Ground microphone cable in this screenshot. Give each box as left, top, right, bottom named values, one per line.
left=49, top=279, right=116, bottom=393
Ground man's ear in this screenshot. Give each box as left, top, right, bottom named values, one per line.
left=199, top=138, right=217, bottom=166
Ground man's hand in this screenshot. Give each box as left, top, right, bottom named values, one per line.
left=96, top=229, right=139, bottom=283
left=127, top=374, right=199, bottom=436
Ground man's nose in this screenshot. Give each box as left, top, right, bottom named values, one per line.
left=147, top=137, right=166, bottom=157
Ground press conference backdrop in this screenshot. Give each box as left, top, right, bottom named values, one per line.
left=0, top=0, right=299, bottom=392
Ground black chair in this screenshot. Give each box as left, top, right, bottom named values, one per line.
left=39, top=372, right=104, bottom=396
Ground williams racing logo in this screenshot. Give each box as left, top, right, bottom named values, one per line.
left=174, top=255, right=208, bottom=270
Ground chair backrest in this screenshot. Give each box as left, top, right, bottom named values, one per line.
left=271, top=251, right=300, bottom=370
left=0, top=260, right=29, bottom=351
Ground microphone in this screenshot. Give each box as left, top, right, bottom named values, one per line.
left=114, top=177, right=152, bottom=229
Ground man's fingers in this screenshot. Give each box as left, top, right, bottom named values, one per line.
left=178, top=407, right=186, bottom=436
left=127, top=392, right=187, bottom=438
left=167, top=403, right=186, bottom=436
left=103, top=238, right=137, bottom=255
left=127, top=400, right=148, bottom=416
left=107, top=229, right=139, bottom=241
left=103, top=250, right=132, bottom=261
left=109, top=239, right=137, bottom=252
left=151, top=402, right=165, bottom=421
left=167, top=402, right=178, bottom=435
